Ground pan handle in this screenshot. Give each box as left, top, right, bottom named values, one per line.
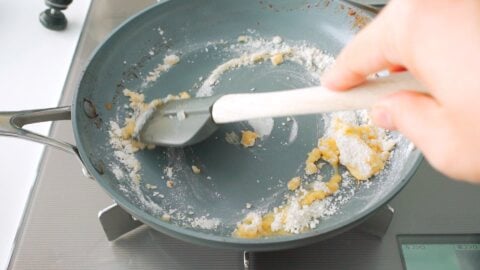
left=0, top=106, right=79, bottom=156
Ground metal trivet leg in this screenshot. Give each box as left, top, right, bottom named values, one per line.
left=356, top=204, right=394, bottom=238
left=98, top=203, right=144, bottom=241
left=243, top=251, right=251, bottom=270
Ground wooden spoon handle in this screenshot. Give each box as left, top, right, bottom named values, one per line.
left=211, top=72, right=427, bottom=124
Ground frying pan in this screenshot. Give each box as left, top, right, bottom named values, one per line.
left=0, top=0, right=422, bottom=251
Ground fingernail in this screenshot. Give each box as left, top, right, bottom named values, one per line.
left=371, top=105, right=395, bottom=130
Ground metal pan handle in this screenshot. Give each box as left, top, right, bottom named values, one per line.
left=0, top=106, right=79, bottom=156
left=1, top=107, right=145, bottom=238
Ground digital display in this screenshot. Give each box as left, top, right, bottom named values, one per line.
left=398, top=235, right=480, bottom=270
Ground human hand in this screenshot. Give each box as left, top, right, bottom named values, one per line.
left=322, top=0, right=480, bottom=182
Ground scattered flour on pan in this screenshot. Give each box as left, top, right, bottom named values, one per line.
left=191, top=216, right=221, bottom=230
left=225, top=131, right=240, bottom=145
left=272, top=35, right=283, bottom=44
left=164, top=166, right=174, bottom=178
left=109, top=87, right=227, bottom=229
left=196, top=49, right=291, bottom=97
left=144, top=54, right=180, bottom=85
left=196, top=36, right=334, bottom=97
left=111, top=164, right=125, bottom=179
left=109, top=121, right=143, bottom=183
left=271, top=199, right=328, bottom=234
left=108, top=89, right=165, bottom=183
left=326, top=111, right=396, bottom=180
left=108, top=84, right=193, bottom=183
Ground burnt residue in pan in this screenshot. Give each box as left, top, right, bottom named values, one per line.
left=92, top=159, right=105, bottom=175
left=83, top=98, right=103, bottom=129
left=348, top=7, right=370, bottom=29
left=110, top=37, right=173, bottom=107
left=94, top=118, right=103, bottom=129
left=104, top=102, right=113, bottom=111
left=83, top=98, right=98, bottom=119
left=257, top=0, right=333, bottom=12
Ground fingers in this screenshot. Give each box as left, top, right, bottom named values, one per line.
left=375, top=90, right=479, bottom=182
left=371, top=90, right=448, bottom=166
left=322, top=9, right=401, bottom=91
left=371, top=90, right=439, bottom=134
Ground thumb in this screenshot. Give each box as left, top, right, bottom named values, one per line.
left=371, top=91, right=444, bottom=157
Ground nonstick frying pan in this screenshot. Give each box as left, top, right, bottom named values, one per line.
left=0, top=0, right=421, bottom=251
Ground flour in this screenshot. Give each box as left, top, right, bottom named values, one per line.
left=111, top=165, right=124, bottom=179
left=109, top=121, right=142, bottom=183
left=335, top=133, right=374, bottom=179
left=191, top=216, right=221, bottom=230
left=272, top=199, right=329, bottom=233
left=225, top=131, right=240, bottom=145
left=164, top=166, right=174, bottom=178
left=196, top=48, right=293, bottom=97
left=144, top=54, right=180, bottom=84
left=311, top=181, right=330, bottom=193
left=108, top=90, right=165, bottom=183
left=237, top=212, right=262, bottom=233
left=157, top=27, right=164, bottom=36
left=326, top=112, right=395, bottom=180
left=196, top=36, right=334, bottom=97
left=272, top=36, right=283, bottom=44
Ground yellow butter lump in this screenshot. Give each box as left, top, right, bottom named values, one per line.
left=270, top=53, right=284, bottom=65
left=241, top=130, right=258, bottom=147
left=287, top=177, right=301, bottom=191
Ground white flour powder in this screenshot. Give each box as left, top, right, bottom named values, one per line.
left=109, top=121, right=142, bottom=183
left=196, top=36, right=334, bottom=97
left=191, top=216, right=221, bottom=230
left=144, top=54, right=180, bottom=85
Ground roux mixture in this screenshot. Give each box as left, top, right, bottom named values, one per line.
left=234, top=113, right=395, bottom=238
